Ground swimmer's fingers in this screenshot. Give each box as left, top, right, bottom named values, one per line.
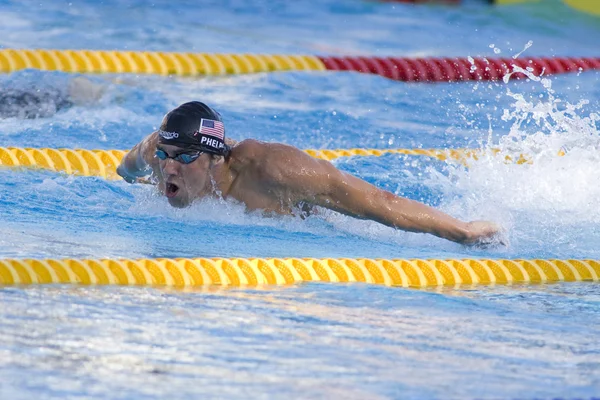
left=135, top=177, right=154, bottom=185
left=118, top=175, right=153, bottom=185
left=468, top=232, right=509, bottom=249
left=463, top=221, right=508, bottom=248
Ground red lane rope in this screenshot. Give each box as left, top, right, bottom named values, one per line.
left=317, top=56, right=600, bottom=82
left=379, top=0, right=460, bottom=3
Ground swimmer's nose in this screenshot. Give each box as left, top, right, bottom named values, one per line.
left=161, top=158, right=180, bottom=176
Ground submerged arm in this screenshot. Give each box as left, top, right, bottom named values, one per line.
left=116, top=132, right=159, bottom=183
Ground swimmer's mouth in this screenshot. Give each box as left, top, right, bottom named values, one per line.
left=166, top=182, right=180, bottom=198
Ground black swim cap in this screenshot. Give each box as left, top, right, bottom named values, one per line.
left=157, top=101, right=230, bottom=156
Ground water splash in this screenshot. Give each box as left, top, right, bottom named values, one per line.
left=499, top=65, right=599, bottom=157
left=429, top=64, right=600, bottom=258
left=512, top=40, right=533, bottom=60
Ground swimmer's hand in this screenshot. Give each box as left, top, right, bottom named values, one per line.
left=462, top=221, right=507, bottom=247
left=118, top=132, right=158, bottom=184
left=116, top=164, right=137, bottom=184
left=116, top=164, right=152, bottom=184
left=135, top=177, right=154, bottom=185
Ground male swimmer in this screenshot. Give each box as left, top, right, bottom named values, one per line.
left=117, top=101, right=502, bottom=246
left=0, top=76, right=106, bottom=119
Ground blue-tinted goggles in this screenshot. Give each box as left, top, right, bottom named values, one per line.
left=155, top=149, right=202, bottom=164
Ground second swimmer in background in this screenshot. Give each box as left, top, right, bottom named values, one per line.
left=0, top=75, right=106, bottom=119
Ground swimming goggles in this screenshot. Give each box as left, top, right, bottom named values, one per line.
left=155, top=149, right=202, bottom=164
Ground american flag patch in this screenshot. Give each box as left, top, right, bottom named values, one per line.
left=199, top=119, right=224, bottom=140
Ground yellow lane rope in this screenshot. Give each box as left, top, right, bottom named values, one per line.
left=0, top=49, right=326, bottom=75
left=564, top=0, right=600, bottom=16
left=494, top=0, right=600, bottom=16
left=0, top=147, right=480, bottom=180
left=304, top=148, right=479, bottom=162
left=0, top=257, right=598, bottom=287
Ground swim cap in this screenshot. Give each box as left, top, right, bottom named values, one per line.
left=157, top=101, right=230, bottom=156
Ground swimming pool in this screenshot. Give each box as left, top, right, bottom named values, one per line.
left=1, top=0, right=600, bottom=398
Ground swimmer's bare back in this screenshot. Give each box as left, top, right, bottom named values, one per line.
left=122, top=132, right=502, bottom=246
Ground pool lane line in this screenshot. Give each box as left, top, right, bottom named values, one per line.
left=384, top=0, right=600, bottom=17
left=379, top=0, right=460, bottom=4
left=2, top=146, right=503, bottom=180
left=492, top=0, right=600, bottom=16
left=318, top=55, right=600, bottom=82
left=0, top=50, right=325, bottom=75
left=0, top=49, right=598, bottom=82
left=0, top=257, right=598, bottom=287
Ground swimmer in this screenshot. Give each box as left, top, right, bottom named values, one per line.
left=0, top=76, right=105, bottom=119
left=117, top=101, right=502, bottom=246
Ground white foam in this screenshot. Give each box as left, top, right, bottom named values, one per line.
left=427, top=63, right=600, bottom=254
left=125, top=184, right=468, bottom=254
left=127, top=185, right=333, bottom=235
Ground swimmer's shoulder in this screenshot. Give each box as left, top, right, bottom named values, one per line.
left=229, top=139, right=303, bottom=164
left=228, top=139, right=303, bottom=175
left=229, top=139, right=268, bottom=164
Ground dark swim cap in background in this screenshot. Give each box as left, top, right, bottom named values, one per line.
left=158, top=101, right=229, bottom=156
left=0, top=87, right=72, bottom=119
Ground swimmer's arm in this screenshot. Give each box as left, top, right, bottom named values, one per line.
left=116, top=132, right=159, bottom=183
left=299, top=160, right=499, bottom=245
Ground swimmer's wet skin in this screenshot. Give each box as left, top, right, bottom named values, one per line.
left=117, top=101, right=502, bottom=246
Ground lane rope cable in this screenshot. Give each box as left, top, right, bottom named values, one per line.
left=1, top=146, right=500, bottom=180
left=1, top=257, right=598, bottom=287
left=0, top=49, right=598, bottom=82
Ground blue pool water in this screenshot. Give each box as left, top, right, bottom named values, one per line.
left=1, top=0, right=600, bottom=398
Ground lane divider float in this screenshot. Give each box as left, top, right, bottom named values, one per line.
left=386, top=0, right=600, bottom=17
left=1, top=257, right=598, bottom=287
left=492, top=0, right=600, bottom=17
left=0, top=49, right=325, bottom=75
left=319, top=55, right=600, bottom=81
left=0, top=146, right=485, bottom=180
left=0, top=49, right=598, bottom=82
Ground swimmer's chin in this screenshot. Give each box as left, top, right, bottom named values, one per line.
left=167, top=196, right=191, bottom=208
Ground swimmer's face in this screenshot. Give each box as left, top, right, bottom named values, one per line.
left=156, top=144, right=212, bottom=208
